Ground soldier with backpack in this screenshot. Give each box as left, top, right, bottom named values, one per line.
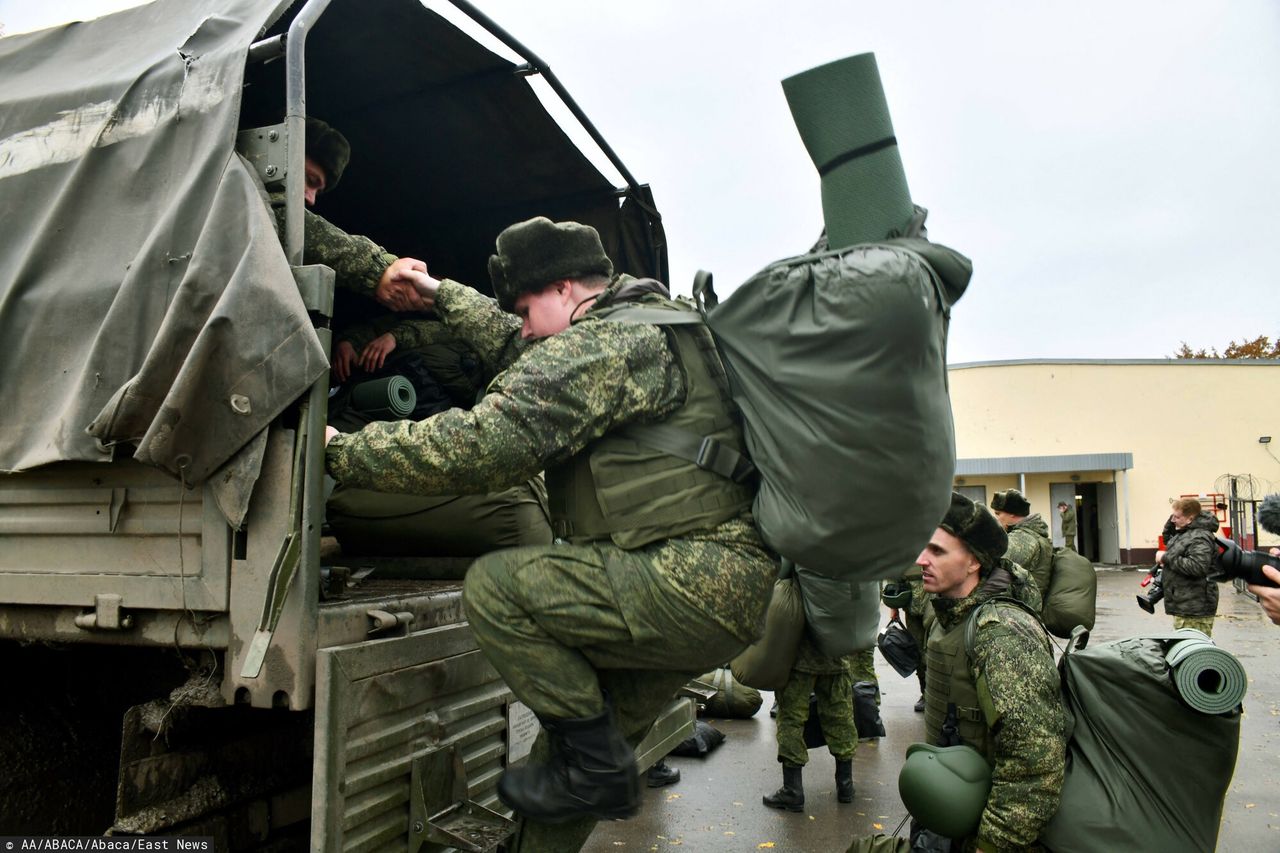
left=991, top=488, right=1055, bottom=600
left=913, top=492, right=1066, bottom=852
left=325, top=216, right=777, bottom=852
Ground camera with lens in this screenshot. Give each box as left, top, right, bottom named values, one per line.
left=1136, top=568, right=1164, bottom=613
left=1211, top=535, right=1280, bottom=586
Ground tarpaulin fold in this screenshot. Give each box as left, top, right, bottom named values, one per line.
left=0, top=0, right=323, bottom=508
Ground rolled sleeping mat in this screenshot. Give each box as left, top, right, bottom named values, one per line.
left=1165, top=633, right=1247, bottom=714
left=349, top=375, right=416, bottom=419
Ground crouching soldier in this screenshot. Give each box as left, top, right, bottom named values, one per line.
left=912, top=492, right=1065, bottom=852
left=324, top=217, right=777, bottom=852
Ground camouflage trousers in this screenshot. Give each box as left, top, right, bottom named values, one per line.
left=464, top=541, right=752, bottom=853
left=775, top=668, right=855, bottom=766
left=849, top=647, right=878, bottom=695
left=1173, top=615, right=1215, bottom=637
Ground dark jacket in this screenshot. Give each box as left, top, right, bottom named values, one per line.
left=1161, top=512, right=1219, bottom=618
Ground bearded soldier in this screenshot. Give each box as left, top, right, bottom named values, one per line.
left=323, top=216, right=777, bottom=851
left=914, top=492, right=1065, bottom=852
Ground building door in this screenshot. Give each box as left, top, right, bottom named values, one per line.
left=1096, top=482, right=1120, bottom=564
left=957, top=485, right=987, bottom=505
left=1049, top=482, right=1078, bottom=549
left=1077, top=483, right=1099, bottom=562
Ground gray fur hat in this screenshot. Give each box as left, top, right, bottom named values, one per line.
left=488, top=217, right=614, bottom=312
left=990, top=489, right=1031, bottom=517
left=940, top=492, right=1008, bottom=570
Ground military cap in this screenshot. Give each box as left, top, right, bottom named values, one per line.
left=940, top=491, right=1008, bottom=570
left=898, top=743, right=992, bottom=839
left=305, top=117, right=351, bottom=192
left=781, top=53, right=915, bottom=250
left=990, top=488, right=1031, bottom=517
left=488, top=216, right=614, bottom=312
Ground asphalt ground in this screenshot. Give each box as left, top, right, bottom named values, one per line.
left=582, top=567, right=1280, bottom=852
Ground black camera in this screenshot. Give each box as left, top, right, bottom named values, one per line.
left=1136, top=569, right=1164, bottom=613
left=1211, top=535, right=1280, bottom=586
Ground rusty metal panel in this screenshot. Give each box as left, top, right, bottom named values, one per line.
left=0, top=460, right=229, bottom=612
left=313, top=622, right=513, bottom=853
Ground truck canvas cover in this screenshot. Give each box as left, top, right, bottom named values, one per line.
left=0, top=0, right=666, bottom=522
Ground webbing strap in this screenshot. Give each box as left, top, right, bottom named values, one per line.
left=621, top=422, right=756, bottom=484
left=602, top=306, right=705, bottom=326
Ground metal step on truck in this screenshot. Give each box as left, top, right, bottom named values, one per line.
left=0, top=0, right=690, bottom=848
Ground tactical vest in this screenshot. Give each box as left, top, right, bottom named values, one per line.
left=545, top=295, right=755, bottom=550
left=924, top=569, right=1044, bottom=760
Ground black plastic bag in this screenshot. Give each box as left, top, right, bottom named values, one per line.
left=669, top=720, right=726, bottom=757
left=877, top=616, right=920, bottom=678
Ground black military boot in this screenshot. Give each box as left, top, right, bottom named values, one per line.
left=497, top=707, right=640, bottom=823
left=761, top=764, right=804, bottom=812
left=835, top=758, right=854, bottom=803
left=646, top=759, right=681, bottom=788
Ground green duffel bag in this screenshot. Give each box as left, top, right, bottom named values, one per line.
left=1040, top=547, right=1097, bottom=639
left=730, top=564, right=806, bottom=690
left=1038, top=631, right=1242, bottom=853
left=697, top=667, right=764, bottom=719
left=327, top=477, right=552, bottom=564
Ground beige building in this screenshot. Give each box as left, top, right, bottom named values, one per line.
left=948, top=359, right=1280, bottom=564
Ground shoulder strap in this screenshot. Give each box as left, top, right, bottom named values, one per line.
left=596, top=298, right=756, bottom=484
left=962, top=595, right=1047, bottom=662
left=600, top=305, right=705, bottom=326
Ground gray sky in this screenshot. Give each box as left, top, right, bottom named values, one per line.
left=4, top=0, right=1277, bottom=363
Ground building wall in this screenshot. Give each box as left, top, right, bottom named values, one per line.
left=948, top=360, right=1280, bottom=562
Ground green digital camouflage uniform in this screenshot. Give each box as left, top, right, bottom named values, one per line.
left=925, top=561, right=1065, bottom=853
left=775, top=635, right=856, bottom=766
left=1005, top=515, right=1054, bottom=602
left=327, top=276, right=777, bottom=852
left=272, top=200, right=396, bottom=298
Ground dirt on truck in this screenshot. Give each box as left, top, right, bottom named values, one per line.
left=0, top=0, right=685, bottom=848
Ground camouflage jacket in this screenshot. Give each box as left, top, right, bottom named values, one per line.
left=272, top=199, right=395, bottom=298
left=1161, top=513, right=1219, bottom=617
left=326, top=275, right=777, bottom=642
left=1006, top=515, right=1054, bottom=601
left=930, top=561, right=1064, bottom=853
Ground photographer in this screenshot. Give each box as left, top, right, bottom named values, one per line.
left=1155, top=498, right=1219, bottom=635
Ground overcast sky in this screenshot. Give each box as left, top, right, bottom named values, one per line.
left=4, top=0, right=1277, bottom=364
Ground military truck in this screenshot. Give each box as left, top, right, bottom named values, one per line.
left=0, top=0, right=685, bottom=847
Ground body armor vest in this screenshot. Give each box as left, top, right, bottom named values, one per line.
left=924, top=567, right=1042, bottom=760
left=545, top=295, right=754, bottom=550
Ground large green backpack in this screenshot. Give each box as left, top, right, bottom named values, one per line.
left=1039, top=547, right=1097, bottom=639
left=606, top=240, right=969, bottom=656
left=1038, top=630, right=1242, bottom=852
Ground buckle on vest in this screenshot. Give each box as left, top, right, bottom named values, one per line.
left=696, top=437, right=754, bottom=484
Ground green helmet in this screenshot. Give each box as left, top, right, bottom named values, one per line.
left=898, top=743, right=992, bottom=839
left=881, top=581, right=912, bottom=610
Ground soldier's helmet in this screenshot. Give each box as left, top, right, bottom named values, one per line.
left=880, top=581, right=912, bottom=610
left=898, top=743, right=992, bottom=839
